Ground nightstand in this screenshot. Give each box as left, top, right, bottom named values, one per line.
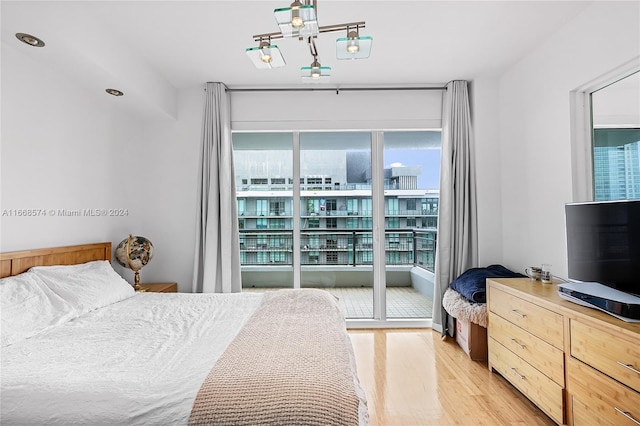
left=137, top=282, right=178, bottom=293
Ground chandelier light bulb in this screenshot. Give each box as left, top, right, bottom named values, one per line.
left=310, top=60, right=321, bottom=79
left=259, top=42, right=272, bottom=63
left=290, top=0, right=304, bottom=28
left=346, top=31, right=360, bottom=54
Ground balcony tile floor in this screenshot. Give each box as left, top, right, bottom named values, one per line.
left=243, top=286, right=432, bottom=319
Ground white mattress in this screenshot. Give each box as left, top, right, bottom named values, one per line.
left=1, top=292, right=264, bottom=425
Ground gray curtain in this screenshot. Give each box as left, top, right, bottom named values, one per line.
left=192, top=82, right=242, bottom=293
left=432, top=80, right=478, bottom=334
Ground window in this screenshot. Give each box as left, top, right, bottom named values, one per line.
left=269, top=219, right=285, bottom=229
left=270, top=200, right=285, bottom=216
left=347, top=199, right=358, bottom=215
left=590, top=71, right=640, bottom=201
left=361, top=198, right=372, bottom=216
left=256, top=199, right=268, bottom=216
left=233, top=130, right=441, bottom=321
left=387, top=198, right=399, bottom=215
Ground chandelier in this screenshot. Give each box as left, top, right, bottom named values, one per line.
left=245, top=0, right=373, bottom=83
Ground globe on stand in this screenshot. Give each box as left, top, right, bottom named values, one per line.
left=115, top=234, right=154, bottom=290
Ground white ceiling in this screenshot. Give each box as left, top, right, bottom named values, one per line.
left=2, top=1, right=591, bottom=118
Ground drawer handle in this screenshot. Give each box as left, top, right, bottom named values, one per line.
left=617, top=361, right=640, bottom=375
left=615, top=407, right=640, bottom=425
left=510, top=310, right=526, bottom=318
left=510, top=367, right=526, bottom=380
left=510, top=338, right=525, bottom=349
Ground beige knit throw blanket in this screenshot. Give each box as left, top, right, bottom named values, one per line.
left=189, top=289, right=366, bottom=426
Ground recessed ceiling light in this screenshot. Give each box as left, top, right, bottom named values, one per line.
left=15, top=33, right=45, bottom=47
left=105, top=88, right=124, bottom=97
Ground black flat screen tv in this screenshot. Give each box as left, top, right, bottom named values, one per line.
left=565, top=200, right=640, bottom=297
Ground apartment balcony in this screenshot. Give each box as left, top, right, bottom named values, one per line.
left=239, top=229, right=436, bottom=319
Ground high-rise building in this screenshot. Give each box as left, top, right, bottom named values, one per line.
left=234, top=149, right=438, bottom=272
left=593, top=140, right=640, bottom=201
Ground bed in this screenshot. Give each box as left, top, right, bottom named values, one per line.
left=0, top=242, right=369, bottom=425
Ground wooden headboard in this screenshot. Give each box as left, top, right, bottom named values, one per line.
left=0, top=242, right=112, bottom=278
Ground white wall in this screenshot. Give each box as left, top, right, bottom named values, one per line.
left=1, top=42, right=202, bottom=289
left=469, top=76, right=503, bottom=267
left=1, top=43, right=141, bottom=265
left=496, top=1, right=640, bottom=279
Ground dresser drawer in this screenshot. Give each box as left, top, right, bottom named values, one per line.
left=568, top=357, right=640, bottom=426
left=489, top=286, right=564, bottom=349
left=489, top=313, right=564, bottom=386
left=571, top=320, right=640, bottom=392
left=489, top=338, right=564, bottom=424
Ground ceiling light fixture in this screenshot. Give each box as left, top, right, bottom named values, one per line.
left=15, top=33, right=45, bottom=48
left=246, top=38, right=286, bottom=69
left=105, top=88, right=124, bottom=97
left=246, top=0, right=372, bottom=82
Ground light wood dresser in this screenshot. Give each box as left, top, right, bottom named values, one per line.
left=487, top=278, right=640, bottom=425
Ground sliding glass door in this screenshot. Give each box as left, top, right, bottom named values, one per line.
left=232, top=130, right=440, bottom=324
left=300, top=132, right=374, bottom=318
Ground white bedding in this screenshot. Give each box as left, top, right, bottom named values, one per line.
left=1, top=292, right=264, bottom=425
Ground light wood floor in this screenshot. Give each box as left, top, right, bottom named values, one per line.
left=348, top=329, right=556, bottom=426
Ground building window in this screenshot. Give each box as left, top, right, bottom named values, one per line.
left=326, top=252, right=338, bottom=264
left=269, top=219, right=285, bottom=229
left=237, top=199, right=246, bottom=216
left=347, top=218, right=358, bottom=229
left=406, top=199, right=417, bottom=211
left=251, top=178, right=268, bottom=185
left=326, top=218, right=337, bottom=228
left=256, top=218, right=267, bottom=229
left=270, top=200, right=285, bottom=216
left=326, top=199, right=337, bottom=212
left=387, top=198, right=399, bottom=215
left=307, top=177, right=322, bottom=184
left=361, top=198, right=372, bottom=216
left=308, top=218, right=320, bottom=228
left=271, top=178, right=286, bottom=185
left=593, top=129, right=640, bottom=201
left=388, top=217, right=400, bottom=228
left=324, top=177, right=332, bottom=184
left=256, top=199, right=268, bottom=216
left=406, top=217, right=416, bottom=227
left=347, top=199, right=358, bottom=215
left=362, top=217, right=372, bottom=229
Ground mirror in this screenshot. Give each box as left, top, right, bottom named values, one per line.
left=590, top=71, right=640, bottom=201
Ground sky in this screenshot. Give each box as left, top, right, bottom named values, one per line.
left=384, top=148, right=441, bottom=190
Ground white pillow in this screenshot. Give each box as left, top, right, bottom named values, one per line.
left=1, top=271, right=78, bottom=347
left=30, top=260, right=135, bottom=315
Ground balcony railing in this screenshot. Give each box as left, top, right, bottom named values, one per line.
left=239, top=228, right=436, bottom=271
left=238, top=209, right=438, bottom=217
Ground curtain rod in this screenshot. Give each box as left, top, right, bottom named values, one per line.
left=224, top=86, right=446, bottom=93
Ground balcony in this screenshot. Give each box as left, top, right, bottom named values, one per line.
left=239, top=228, right=436, bottom=318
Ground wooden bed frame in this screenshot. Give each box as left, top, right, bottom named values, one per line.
left=0, top=242, right=112, bottom=278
